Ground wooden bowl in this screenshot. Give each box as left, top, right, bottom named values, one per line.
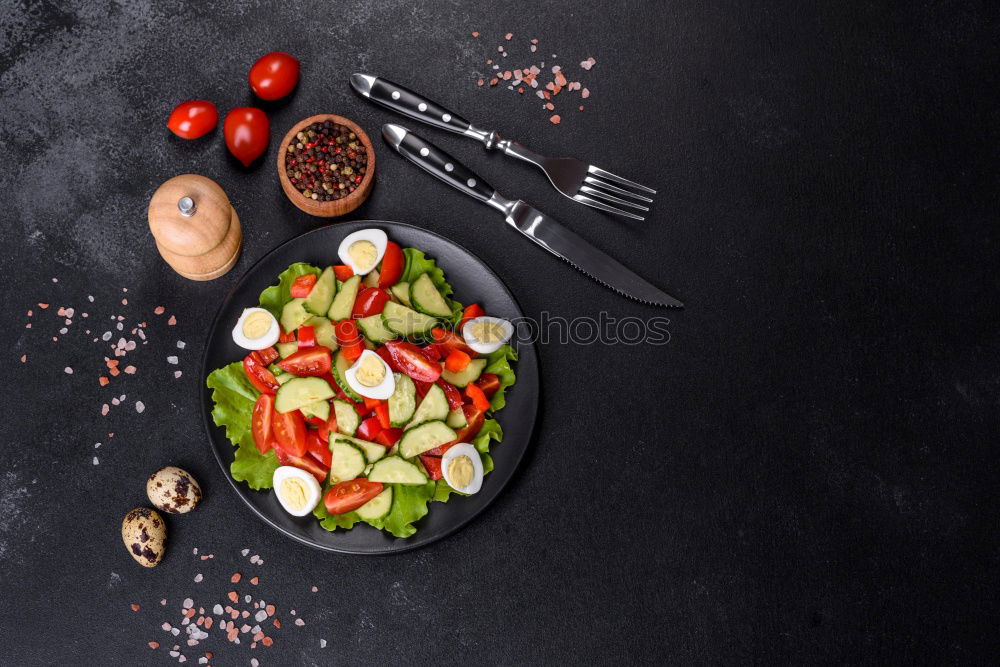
left=277, top=114, right=375, bottom=217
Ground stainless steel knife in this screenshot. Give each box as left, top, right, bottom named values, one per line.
left=381, top=124, right=683, bottom=308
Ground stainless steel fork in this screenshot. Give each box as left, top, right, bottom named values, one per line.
left=351, top=73, right=656, bottom=220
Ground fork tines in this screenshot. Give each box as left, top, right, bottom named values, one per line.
left=573, top=165, right=656, bottom=220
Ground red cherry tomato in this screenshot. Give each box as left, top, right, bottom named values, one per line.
left=384, top=341, right=442, bottom=382
left=356, top=415, right=384, bottom=441
left=324, top=479, right=383, bottom=515
left=257, top=346, right=280, bottom=366
left=276, top=347, right=331, bottom=377
left=334, top=320, right=364, bottom=362
left=377, top=242, right=405, bottom=288
left=272, top=410, right=306, bottom=457
left=249, top=52, right=300, bottom=101
left=475, top=373, right=501, bottom=398
left=274, top=449, right=328, bottom=484
left=430, top=328, right=475, bottom=356
left=351, top=287, right=391, bottom=318
left=420, top=455, right=443, bottom=481
left=436, top=379, right=464, bottom=411
left=305, top=430, right=332, bottom=468
left=251, top=394, right=275, bottom=455
left=243, top=351, right=280, bottom=394
left=375, top=427, right=402, bottom=448
left=167, top=100, right=218, bottom=139
left=224, top=107, right=269, bottom=166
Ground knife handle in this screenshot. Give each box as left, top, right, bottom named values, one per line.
left=352, top=74, right=471, bottom=135
left=381, top=124, right=497, bottom=205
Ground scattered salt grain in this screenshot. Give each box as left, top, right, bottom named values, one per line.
left=183, top=598, right=194, bottom=609
left=213, top=604, right=223, bottom=615
left=321, top=639, right=327, bottom=648
left=101, top=404, right=109, bottom=416
left=116, top=322, right=123, bottom=331
left=93, top=456, right=99, bottom=465
left=64, top=367, right=73, bottom=374
left=124, top=365, right=136, bottom=374
left=311, top=586, right=318, bottom=593
left=295, top=618, right=305, bottom=626
left=241, top=549, right=249, bottom=556
left=52, top=277, right=58, bottom=283
left=88, top=295, right=94, bottom=302
left=193, top=574, right=203, bottom=583
left=136, top=401, right=145, bottom=413
left=171, top=627, right=180, bottom=636
left=174, top=371, right=183, bottom=379
left=168, top=315, right=177, bottom=326
left=161, top=599, right=167, bottom=606
left=154, top=306, right=165, bottom=315
left=122, top=299, right=128, bottom=306
left=20, top=355, right=26, bottom=363
left=167, top=356, right=178, bottom=365
left=162, top=623, right=172, bottom=632
left=177, top=340, right=186, bottom=349
left=102, top=332, right=112, bottom=341
left=255, top=610, right=267, bottom=622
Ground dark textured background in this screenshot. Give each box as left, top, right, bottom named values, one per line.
left=2, top=0, right=998, bottom=664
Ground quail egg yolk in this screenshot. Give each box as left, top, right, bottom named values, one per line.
left=279, top=478, right=311, bottom=512
left=348, top=240, right=378, bottom=272
left=471, top=320, right=505, bottom=343
left=448, top=455, right=475, bottom=489
left=242, top=311, right=272, bottom=340
left=355, top=354, right=386, bottom=387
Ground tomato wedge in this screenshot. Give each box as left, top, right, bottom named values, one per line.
left=351, top=287, right=391, bottom=318
left=420, top=455, right=443, bottom=481
left=279, top=330, right=296, bottom=343
left=384, top=341, right=442, bottom=382
left=244, top=351, right=280, bottom=394
left=436, top=379, right=464, bottom=411
left=356, top=415, right=383, bottom=441
left=375, top=345, right=400, bottom=372
left=305, top=430, right=331, bottom=468
left=277, top=347, right=331, bottom=377
left=377, top=242, right=405, bottom=287
left=444, top=348, right=471, bottom=373
left=324, top=479, right=383, bottom=515
left=465, top=382, right=491, bottom=412
left=333, top=265, right=354, bottom=281
left=290, top=274, right=317, bottom=298
left=431, top=328, right=475, bottom=356
left=334, top=320, right=364, bottom=363
left=272, top=410, right=306, bottom=457
left=251, top=394, right=275, bottom=455
left=459, top=303, right=485, bottom=329
left=475, top=373, right=501, bottom=398
left=257, top=346, right=280, bottom=365
left=374, top=427, right=402, bottom=447
left=275, top=449, right=328, bottom=484
left=296, top=325, right=316, bottom=349
left=421, top=344, right=443, bottom=363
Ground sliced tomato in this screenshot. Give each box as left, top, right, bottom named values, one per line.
left=476, top=373, right=501, bottom=398
left=431, top=328, right=475, bottom=356
left=333, top=265, right=354, bottom=281
left=384, top=340, right=442, bottom=382
left=305, top=430, right=331, bottom=468
left=297, top=325, right=316, bottom=349
left=304, top=415, right=330, bottom=442
left=244, top=351, right=280, bottom=394
left=374, top=427, right=402, bottom=447
left=459, top=303, right=485, bottom=329
left=420, top=455, right=443, bottom=481
left=465, top=382, right=491, bottom=412
left=375, top=345, right=401, bottom=372
left=414, top=380, right=432, bottom=400
left=377, top=242, right=404, bottom=287
left=279, top=330, right=296, bottom=343
left=352, top=287, right=391, bottom=318
left=421, top=344, right=443, bottom=363
left=444, top=348, right=471, bottom=373
left=274, top=449, right=328, bottom=484
left=356, top=415, right=383, bottom=441
left=324, top=479, right=383, bottom=515
left=257, top=346, right=280, bottom=365
left=374, top=402, right=391, bottom=430
left=290, top=274, right=317, bottom=298
left=334, top=320, right=364, bottom=362
left=251, top=394, right=275, bottom=455
left=277, top=347, right=331, bottom=377
left=272, top=410, right=306, bottom=457
left=436, top=379, right=464, bottom=411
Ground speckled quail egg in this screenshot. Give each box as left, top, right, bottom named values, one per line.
left=232, top=307, right=281, bottom=351
left=344, top=349, right=396, bottom=400
left=146, top=466, right=202, bottom=514
left=121, top=507, right=167, bottom=568
left=337, top=229, right=387, bottom=275
left=272, top=466, right=322, bottom=517
left=461, top=316, right=513, bottom=355
left=441, top=443, right=484, bottom=495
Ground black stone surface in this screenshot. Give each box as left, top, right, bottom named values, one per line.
left=1, top=1, right=997, bottom=663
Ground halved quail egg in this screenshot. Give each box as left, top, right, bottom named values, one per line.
left=272, top=466, right=322, bottom=517
left=344, top=349, right=396, bottom=400
left=441, top=443, right=484, bottom=495
left=232, top=307, right=280, bottom=351
left=338, top=229, right=387, bottom=275
left=462, top=316, right=513, bottom=355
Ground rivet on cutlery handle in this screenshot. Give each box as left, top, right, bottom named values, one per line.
left=381, top=124, right=496, bottom=205
left=353, top=74, right=472, bottom=136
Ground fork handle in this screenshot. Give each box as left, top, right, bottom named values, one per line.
left=351, top=74, right=471, bottom=135
left=381, top=124, right=496, bottom=205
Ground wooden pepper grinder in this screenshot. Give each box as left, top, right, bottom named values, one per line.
left=147, top=174, right=242, bottom=281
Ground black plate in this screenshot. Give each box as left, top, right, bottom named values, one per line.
left=200, top=221, right=539, bottom=554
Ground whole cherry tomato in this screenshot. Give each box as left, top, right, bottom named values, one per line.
left=249, top=52, right=300, bottom=101
left=224, top=108, right=269, bottom=166
left=167, top=100, right=218, bottom=139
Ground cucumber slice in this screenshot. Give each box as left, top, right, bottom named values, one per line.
left=304, top=316, right=338, bottom=351
left=300, top=400, right=330, bottom=422
left=276, top=341, right=298, bottom=359
left=399, top=420, right=457, bottom=459
left=356, top=487, right=392, bottom=520
left=368, top=456, right=428, bottom=485
left=362, top=270, right=380, bottom=288
left=390, top=282, right=412, bottom=307
left=332, top=399, right=359, bottom=436
left=381, top=301, right=437, bottom=336
left=409, top=273, right=452, bottom=317
left=275, top=372, right=294, bottom=386
left=334, top=434, right=387, bottom=463
left=333, top=350, right=362, bottom=402
left=274, top=377, right=335, bottom=414
left=280, top=298, right=311, bottom=333
left=356, top=314, right=395, bottom=344
left=387, top=373, right=416, bottom=427
left=304, top=266, right=336, bottom=316
left=329, top=439, right=366, bottom=484
left=440, top=358, right=487, bottom=388
left=328, top=275, right=361, bottom=321
left=446, top=407, right=467, bottom=429
left=405, top=383, right=449, bottom=429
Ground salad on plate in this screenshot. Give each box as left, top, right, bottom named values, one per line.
left=207, top=228, right=517, bottom=538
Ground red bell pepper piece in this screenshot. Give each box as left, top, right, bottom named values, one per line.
left=459, top=303, right=485, bottom=329
left=444, top=348, right=471, bottom=373
left=420, top=455, right=443, bottom=481
left=290, top=273, right=318, bottom=298
left=424, top=405, right=485, bottom=456
left=243, top=351, right=280, bottom=394
left=431, top=328, right=475, bottom=356
left=257, top=346, right=280, bottom=365
left=464, top=382, right=491, bottom=412
left=356, top=415, right=383, bottom=441
left=377, top=242, right=404, bottom=287
left=334, top=320, right=364, bottom=362
left=384, top=340, right=442, bottom=382
left=475, top=373, right=501, bottom=398
left=305, top=431, right=332, bottom=468
left=296, top=325, right=316, bottom=349
left=363, top=397, right=382, bottom=410
left=436, top=379, right=464, bottom=411
left=375, top=427, right=402, bottom=447
left=333, top=265, right=354, bottom=282
left=279, top=329, right=296, bottom=343
left=352, top=287, right=391, bottom=318
left=374, top=402, right=391, bottom=430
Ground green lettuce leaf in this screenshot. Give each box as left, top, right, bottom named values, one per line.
left=364, top=483, right=437, bottom=538
left=258, top=262, right=321, bottom=319
left=206, top=362, right=279, bottom=490
left=313, top=500, right=361, bottom=532
left=483, top=345, right=518, bottom=411
left=400, top=248, right=463, bottom=323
